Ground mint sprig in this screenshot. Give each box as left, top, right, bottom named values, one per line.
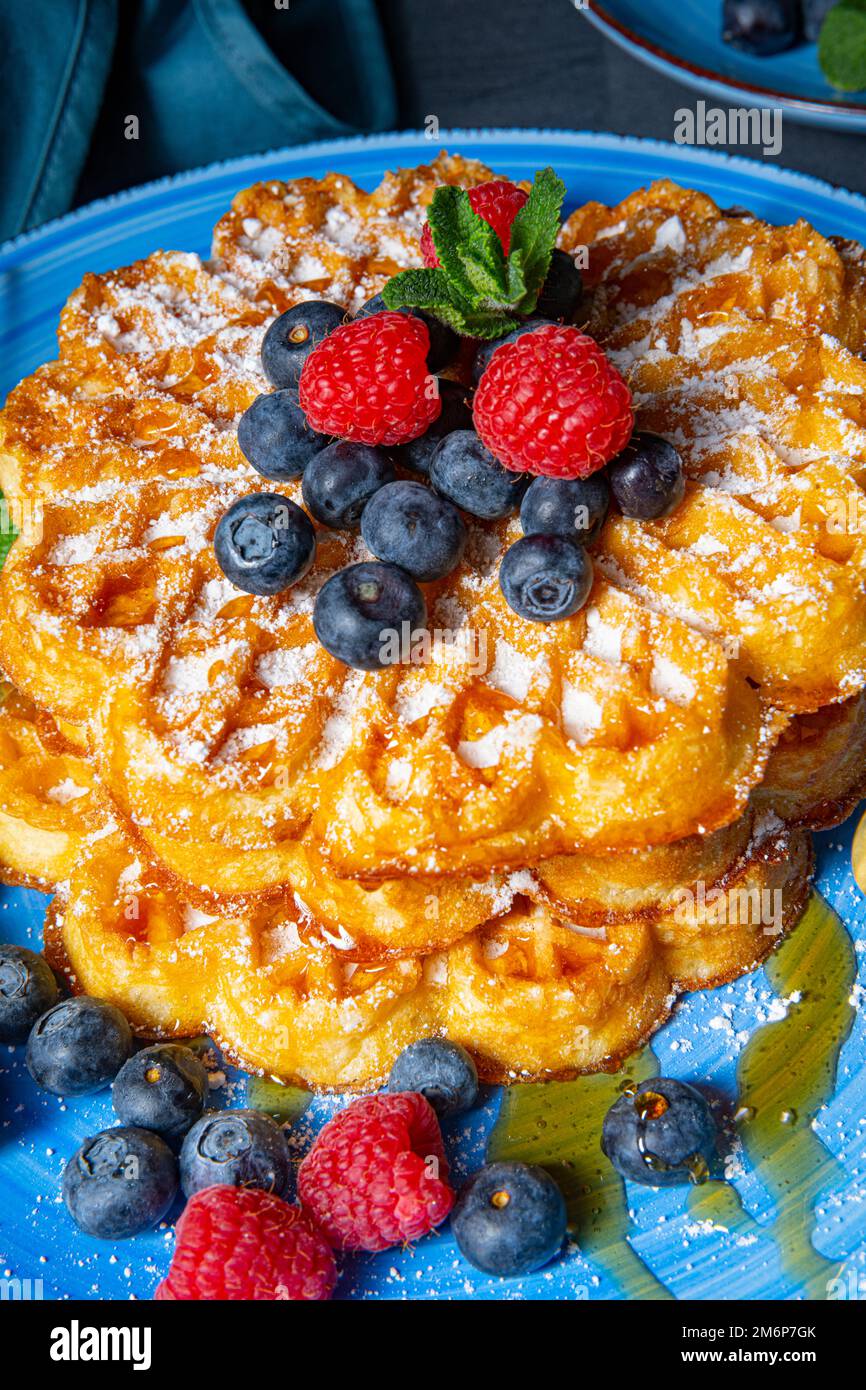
left=819, top=0, right=866, bottom=92
left=383, top=167, right=566, bottom=340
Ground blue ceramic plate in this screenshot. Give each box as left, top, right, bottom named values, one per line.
left=582, top=0, right=866, bottom=131
left=2, top=130, right=866, bottom=1302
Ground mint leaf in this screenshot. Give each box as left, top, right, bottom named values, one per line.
left=0, top=494, right=16, bottom=572
left=819, top=1, right=866, bottom=91
left=507, top=167, right=567, bottom=313
left=426, top=186, right=510, bottom=306
left=382, top=268, right=475, bottom=332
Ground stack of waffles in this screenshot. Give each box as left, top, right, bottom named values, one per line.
left=1, top=154, right=865, bottom=1089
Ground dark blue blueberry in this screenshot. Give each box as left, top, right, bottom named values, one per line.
left=608, top=432, right=685, bottom=521
left=472, top=317, right=549, bottom=384
left=393, top=380, right=473, bottom=478
left=237, top=389, right=329, bottom=481
left=63, top=1126, right=178, bottom=1239
left=27, top=996, right=133, bottom=1096
left=803, top=0, right=835, bottom=39
left=722, top=0, right=800, bottom=53
left=179, top=1108, right=293, bottom=1199
left=355, top=293, right=459, bottom=373
left=535, top=249, right=583, bottom=323
left=430, top=431, right=528, bottom=520
left=112, top=1044, right=209, bottom=1144
left=214, top=492, right=316, bottom=596
left=361, top=481, right=466, bottom=583
left=387, top=1038, right=478, bottom=1119
left=499, top=535, right=593, bottom=622
left=302, top=442, right=396, bottom=530
left=451, top=1162, right=567, bottom=1277
left=601, top=1076, right=717, bottom=1187
left=0, top=944, right=59, bottom=1043
left=313, top=561, right=427, bottom=671
left=261, top=301, right=346, bottom=389
left=520, top=473, right=610, bottom=547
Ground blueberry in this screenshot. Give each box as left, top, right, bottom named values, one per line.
left=0, top=944, right=59, bottom=1043
left=355, top=293, right=458, bottom=373
left=63, top=1126, right=178, bottom=1239
left=27, top=997, right=133, bottom=1096
left=214, top=492, right=316, bottom=596
left=608, top=432, right=685, bottom=521
left=602, top=1076, right=717, bottom=1187
left=302, top=441, right=396, bottom=530
left=430, top=431, right=528, bottom=520
left=387, top=1039, right=478, bottom=1119
left=313, top=562, right=427, bottom=671
left=451, top=1162, right=567, bottom=1277
left=179, top=1108, right=293, bottom=1199
left=361, top=481, right=466, bottom=582
left=393, top=380, right=473, bottom=478
left=803, top=0, right=835, bottom=40
left=520, top=473, right=610, bottom=547
left=472, top=317, right=549, bottom=384
left=535, top=249, right=583, bottom=323
left=113, top=1044, right=209, bottom=1144
left=237, top=389, right=330, bottom=481
left=722, top=0, right=800, bottom=54
left=499, top=535, right=593, bottom=622
left=261, top=301, right=346, bottom=389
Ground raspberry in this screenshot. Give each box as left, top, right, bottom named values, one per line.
left=298, top=312, right=441, bottom=447
left=421, top=180, right=529, bottom=268
left=298, top=1092, right=454, bottom=1252
left=155, top=1185, right=336, bottom=1301
left=473, top=324, right=634, bottom=478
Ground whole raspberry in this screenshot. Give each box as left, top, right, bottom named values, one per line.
left=473, top=324, right=634, bottom=478
left=155, top=1185, right=336, bottom=1301
left=298, top=312, right=441, bottom=446
left=298, top=1092, right=454, bottom=1252
left=421, top=180, right=529, bottom=268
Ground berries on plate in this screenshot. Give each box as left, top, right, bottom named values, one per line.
left=722, top=0, right=800, bottom=55
left=499, top=534, right=593, bottom=623
left=520, top=473, right=610, bottom=547
left=471, top=316, right=550, bottom=385
left=113, top=1044, right=209, bottom=1144
left=301, top=441, right=395, bottom=530
left=298, top=311, right=441, bottom=446
left=361, top=480, right=466, bottom=582
left=473, top=323, right=634, bottom=478
left=0, top=944, right=59, bottom=1043
left=430, top=430, right=528, bottom=520
left=608, top=431, right=685, bottom=521
left=420, top=179, right=529, bottom=268
left=261, top=300, right=346, bottom=389
left=179, top=1108, right=293, bottom=1200
left=535, top=247, right=584, bottom=322
left=601, top=1076, right=717, bottom=1186
left=156, top=1186, right=336, bottom=1301
left=63, top=1126, right=178, bottom=1239
left=26, top=996, right=133, bottom=1096
left=393, top=379, right=473, bottom=476
left=387, top=1039, right=479, bottom=1120
left=237, top=389, right=329, bottom=481
left=214, top=492, right=316, bottom=596
left=297, top=1091, right=454, bottom=1251
left=355, top=291, right=458, bottom=373
left=450, top=1161, right=567, bottom=1277
left=313, top=561, right=427, bottom=671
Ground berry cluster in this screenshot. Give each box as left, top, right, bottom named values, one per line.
left=214, top=174, right=686, bottom=670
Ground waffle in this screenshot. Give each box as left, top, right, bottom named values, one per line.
left=1, top=156, right=865, bottom=1085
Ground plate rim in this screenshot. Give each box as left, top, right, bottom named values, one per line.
left=4, top=127, right=866, bottom=267
left=583, top=2, right=866, bottom=121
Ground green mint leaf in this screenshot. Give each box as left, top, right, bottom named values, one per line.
left=0, top=494, right=17, bottom=573
left=426, top=186, right=510, bottom=305
left=383, top=269, right=478, bottom=334
left=507, top=167, right=567, bottom=313
left=819, top=1, right=866, bottom=91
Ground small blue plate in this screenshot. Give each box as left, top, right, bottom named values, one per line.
left=2, top=130, right=866, bottom=1302
left=582, top=0, right=866, bottom=131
